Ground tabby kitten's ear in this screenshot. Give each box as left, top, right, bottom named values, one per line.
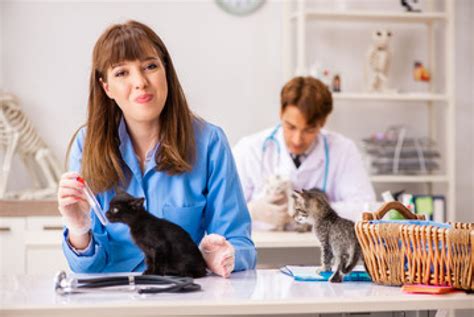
left=291, top=190, right=303, bottom=201
left=131, top=197, right=145, bottom=209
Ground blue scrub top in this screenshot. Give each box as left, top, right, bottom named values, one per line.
left=62, top=117, right=257, bottom=273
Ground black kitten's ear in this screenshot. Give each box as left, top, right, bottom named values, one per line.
left=132, top=197, right=145, bottom=208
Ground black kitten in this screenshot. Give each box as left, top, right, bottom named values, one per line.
left=106, top=191, right=207, bottom=278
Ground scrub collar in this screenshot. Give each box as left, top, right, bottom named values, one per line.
left=117, top=116, right=159, bottom=175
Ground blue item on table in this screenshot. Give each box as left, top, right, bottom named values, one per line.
left=280, top=265, right=372, bottom=282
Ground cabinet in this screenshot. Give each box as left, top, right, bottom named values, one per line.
left=25, top=217, right=68, bottom=275
left=0, top=217, right=25, bottom=274
left=283, top=0, right=455, bottom=220
left=0, top=216, right=68, bottom=276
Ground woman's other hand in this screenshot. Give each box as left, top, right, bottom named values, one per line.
left=199, top=234, right=235, bottom=278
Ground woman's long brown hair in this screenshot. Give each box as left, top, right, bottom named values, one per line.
left=67, top=20, right=195, bottom=193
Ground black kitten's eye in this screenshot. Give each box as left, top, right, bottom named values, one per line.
left=111, top=207, right=119, bottom=214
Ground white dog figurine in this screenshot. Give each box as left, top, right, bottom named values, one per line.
left=366, top=29, right=392, bottom=92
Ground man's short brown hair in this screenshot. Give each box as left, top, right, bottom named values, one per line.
left=280, top=76, right=333, bottom=126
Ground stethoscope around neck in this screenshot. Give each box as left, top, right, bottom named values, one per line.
left=261, top=124, right=330, bottom=193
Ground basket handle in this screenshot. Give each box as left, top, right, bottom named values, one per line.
left=362, top=201, right=426, bottom=221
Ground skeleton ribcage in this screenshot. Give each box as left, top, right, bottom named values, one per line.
left=0, top=94, right=48, bottom=156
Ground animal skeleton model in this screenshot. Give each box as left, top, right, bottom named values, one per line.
left=366, top=29, right=392, bottom=92
left=0, top=93, right=63, bottom=200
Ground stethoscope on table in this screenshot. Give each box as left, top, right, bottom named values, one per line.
left=261, top=124, right=330, bottom=192
left=54, top=270, right=201, bottom=295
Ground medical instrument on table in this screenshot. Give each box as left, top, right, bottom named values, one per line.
left=261, top=124, right=330, bottom=192
left=280, top=265, right=371, bottom=282
left=76, top=176, right=108, bottom=226
left=54, top=270, right=201, bottom=295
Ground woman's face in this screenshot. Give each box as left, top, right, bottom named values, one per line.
left=101, top=54, right=168, bottom=126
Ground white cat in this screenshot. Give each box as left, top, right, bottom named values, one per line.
left=263, top=174, right=292, bottom=202
left=261, top=174, right=292, bottom=231
left=261, top=175, right=311, bottom=232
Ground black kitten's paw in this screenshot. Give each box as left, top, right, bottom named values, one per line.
left=143, top=268, right=154, bottom=275
left=329, top=272, right=343, bottom=283
left=192, top=268, right=208, bottom=278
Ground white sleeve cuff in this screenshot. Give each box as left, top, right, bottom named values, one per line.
left=66, top=231, right=94, bottom=256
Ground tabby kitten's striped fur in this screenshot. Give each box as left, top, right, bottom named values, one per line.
left=290, top=189, right=361, bottom=283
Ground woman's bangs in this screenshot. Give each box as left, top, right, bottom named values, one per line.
left=106, top=30, right=158, bottom=68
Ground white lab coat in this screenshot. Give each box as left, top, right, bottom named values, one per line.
left=232, top=126, right=376, bottom=221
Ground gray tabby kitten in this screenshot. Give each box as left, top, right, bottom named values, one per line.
left=290, top=189, right=361, bottom=283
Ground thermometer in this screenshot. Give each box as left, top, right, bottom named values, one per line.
left=76, top=176, right=109, bottom=226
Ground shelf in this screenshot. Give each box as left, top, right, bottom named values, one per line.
left=290, top=10, right=446, bottom=24
left=333, top=92, right=448, bottom=102
left=0, top=200, right=58, bottom=217
left=285, top=1, right=455, bottom=220
left=370, top=175, right=449, bottom=183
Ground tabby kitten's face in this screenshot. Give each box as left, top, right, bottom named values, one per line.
left=290, top=189, right=329, bottom=224
left=290, top=191, right=312, bottom=225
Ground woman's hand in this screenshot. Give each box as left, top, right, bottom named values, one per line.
left=57, top=172, right=91, bottom=237
left=199, top=234, right=235, bottom=278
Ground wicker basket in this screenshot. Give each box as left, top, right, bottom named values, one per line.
left=355, top=201, right=474, bottom=291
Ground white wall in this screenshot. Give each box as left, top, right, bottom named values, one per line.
left=1, top=0, right=284, bottom=191
left=454, top=0, right=474, bottom=223
left=1, top=0, right=472, bottom=221
left=0, top=2, right=3, bottom=90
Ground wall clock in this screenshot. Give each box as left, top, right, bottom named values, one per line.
left=216, top=0, right=266, bottom=16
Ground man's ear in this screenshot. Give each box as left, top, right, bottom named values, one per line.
left=99, top=77, right=113, bottom=99
left=280, top=106, right=286, bottom=120
left=319, top=117, right=327, bottom=128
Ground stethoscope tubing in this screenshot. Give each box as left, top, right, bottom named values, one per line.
left=261, top=124, right=330, bottom=192
left=55, top=270, right=201, bottom=295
